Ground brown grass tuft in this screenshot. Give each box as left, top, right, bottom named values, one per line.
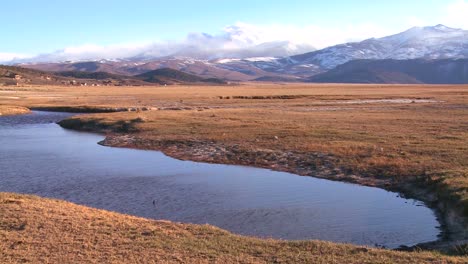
left=1, top=193, right=465, bottom=263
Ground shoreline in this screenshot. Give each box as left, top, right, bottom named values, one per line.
left=2, top=192, right=464, bottom=263
left=0, top=105, right=31, bottom=116
left=57, top=116, right=467, bottom=253
left=97, top=135, right=466, bottom=251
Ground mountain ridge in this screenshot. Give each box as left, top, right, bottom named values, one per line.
left=308, top=59, right=468, bottom=84
left=10, top=24, right=468, bottom=83
left=0, top=65, right=226, bottom=86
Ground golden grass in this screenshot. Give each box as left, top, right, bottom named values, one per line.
left=1, top=83, right=468, bottom=259
left=0, top=105, right=30, bottom=116
left=1, top=192, right=465, bottom=264
left=2, top=84, right=467, bottom=208
left=50, top=84, right=467, bottom=219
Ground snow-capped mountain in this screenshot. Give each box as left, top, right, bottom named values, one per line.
left=308, top=58, right=468, bottom=84
left=22, top=57, right=307, bottom=82
left=213, top=56, right=322, bottom=78
left=16, top=25, right=468, bottom=82
left=291, top=24, right=468, bottom=70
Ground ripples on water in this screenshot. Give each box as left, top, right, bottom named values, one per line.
left=0, top=111, right=441, bottom=248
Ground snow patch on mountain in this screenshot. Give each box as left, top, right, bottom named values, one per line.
left=292, top=24, right=468, bottom=69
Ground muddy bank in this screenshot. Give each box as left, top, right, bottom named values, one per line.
left=32, top=105, right=212, bottom=113
left=58, top=117, right=467, bottom=253
left=0, top=105, right=31, bottom=116
left=31, top=105, right=158, bottom=113
left=100, top=135, right=392, bottom=188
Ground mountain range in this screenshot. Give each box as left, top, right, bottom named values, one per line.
left=0, top=65, right=226, bottom=86
left=308, top=59, right=468, bottom=84
left=8, top=25, right=468, bottom=84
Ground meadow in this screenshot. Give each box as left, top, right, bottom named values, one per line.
left=1, top=83, right=467, bottom=261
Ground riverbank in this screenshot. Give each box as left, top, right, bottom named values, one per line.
left=58, top=117, right=467, bottom=252
left=0, top=105, right=30, bottom=116
left=1, top=192, right=465, bottom=263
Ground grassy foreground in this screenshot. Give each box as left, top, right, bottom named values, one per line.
left=0, top=192, right=465, bottom=263
left=0, top=105, right=30, bottom=116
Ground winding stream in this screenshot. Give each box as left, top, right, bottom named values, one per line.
left=0, top=111, right=441, bottom=248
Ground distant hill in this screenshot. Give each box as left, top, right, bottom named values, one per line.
left=135, top=68, right=226, bottom=84
left=0, top=65, right=226, bottom=86
left=253, top=76, right=304, bottom=82
left=0, top=65, right=63, bottom=86
left=308, top=59, right=468, bottom=84
left=0, top=65, right=130, bottom=86
left=55, top=71, right=124, bottom=80
left=23, top=61, right=130, bottom=75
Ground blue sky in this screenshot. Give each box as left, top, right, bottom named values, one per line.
left=1, top=0, right=467, bottom=61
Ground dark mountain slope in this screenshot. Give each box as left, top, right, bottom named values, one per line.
left=293, top=25, right=468, bottom=70
left=135, top=68, right=226, bottom=84
left=0, top=65, right=226, bottom=86
left=308, top=59, right=468, bottom=84
left=55, top=71, right=126, bottom=80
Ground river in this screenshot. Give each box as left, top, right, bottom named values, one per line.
left=0, top=111, right=441, bottom=248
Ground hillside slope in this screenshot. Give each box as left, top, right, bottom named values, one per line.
left=0, top=65, right=63, bottom=85
left=1, top=193, right=464, bottom=263
left=308, top=59, right=468, bottom=84
left=135, top=68, right=226, bottom=84
left=0, top=65, right=226, bottom=86
left=292, top=25, right=468, bottom=70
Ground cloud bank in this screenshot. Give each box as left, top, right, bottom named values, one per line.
left=0, top=53, right=31, bottom=62
left=443, top=0, right=468, bottom=29
left=3, top=0, right=467, bottom=64
left=5, top=22, right=392, bottom=64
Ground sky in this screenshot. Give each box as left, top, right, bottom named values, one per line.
left=1, top=0, right=468, bottom=62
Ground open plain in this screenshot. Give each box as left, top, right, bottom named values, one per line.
left=1, top=83, right=467, bottom=262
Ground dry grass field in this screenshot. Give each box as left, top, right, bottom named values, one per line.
left=0, top=105, right=30, bottom=116
left=1, top=83, right=467, bottom=260
left=1, top=192, right=465, bottom=263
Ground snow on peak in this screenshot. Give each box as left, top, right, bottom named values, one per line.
left=216, top=58, right=241, bottom=64
left=243, top=57, right=278, bottom=62
left=432, top=24, right=452, bottom=31
left=292, top=24, right=468, bottom=70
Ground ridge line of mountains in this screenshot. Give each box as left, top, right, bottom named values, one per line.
left=0, top=66, right=227, bottom=86
left=2, top=24, right=468, bottom=85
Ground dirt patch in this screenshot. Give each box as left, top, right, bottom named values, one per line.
left=99, top=135, right=391, bottom=188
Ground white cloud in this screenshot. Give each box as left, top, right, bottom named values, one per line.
left=406, top=16, right=427, bottom=27
left=6, top=22, right=396, bottom=63
left=6, top=3, right=468, bottom=65
left=0, top=52, right=31, bottom=63
left=224, top=22, right=392, bottom=49
left=400, top=0, right=468, bottom=30
left=2, top=1, right=468, bottom=64
left=441, top=0, right=468, bottom=29
left=29, top=42, right=154, bottom=63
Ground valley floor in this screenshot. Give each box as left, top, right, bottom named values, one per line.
left=1, top=83, right=467, bottom=259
